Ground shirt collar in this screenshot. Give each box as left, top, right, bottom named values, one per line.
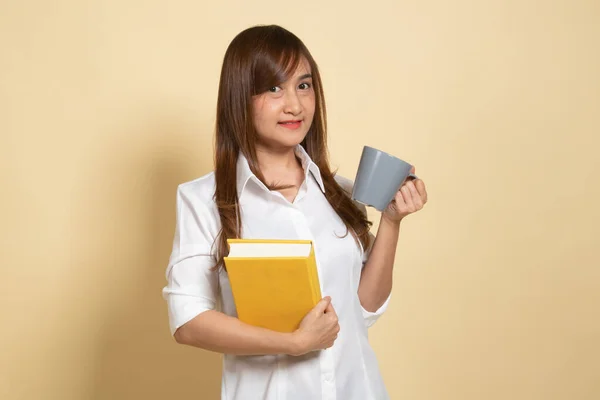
left=236, top=144, right=326, bottom=197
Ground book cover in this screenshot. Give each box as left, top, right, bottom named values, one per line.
left=224, top=239, right=322, bottom=333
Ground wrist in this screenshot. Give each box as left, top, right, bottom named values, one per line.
left=286, top=331, right=306, bottom=356
left=380, top=214, right=402, bottom=229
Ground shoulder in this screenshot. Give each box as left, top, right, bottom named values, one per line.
left=177, top=171, right=216, bottom=202
left=333, top=174, right=354, bottom=196
left=173, top=172, right=221, bottom=244
left=175, top=171, right=219, bottom=218
left=333, top=174, right=367, bottom=216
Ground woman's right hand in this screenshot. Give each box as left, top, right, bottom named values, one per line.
left=290, top=296, right=340, bottom=356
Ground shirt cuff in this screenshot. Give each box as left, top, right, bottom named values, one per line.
left=361, top=293, right=391, bottom=328
left=163, top=289, right=215, bottom=336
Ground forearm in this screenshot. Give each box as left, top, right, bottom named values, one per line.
left=358, top=216, right=401, bottom=312
left=174, top=310, right=299, bottom=356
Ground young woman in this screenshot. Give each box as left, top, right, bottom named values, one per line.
left=163, top=24, right=427, bottom=400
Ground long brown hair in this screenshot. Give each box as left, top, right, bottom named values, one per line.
left=213, top=25, right=372, bottom=270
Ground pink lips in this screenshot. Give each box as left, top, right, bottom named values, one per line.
left=278, top=120, right=302, bottom=130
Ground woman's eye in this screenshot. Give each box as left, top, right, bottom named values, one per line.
left=299, top=82, right=311, bottom=90
left=268, top=86, right=281, bottom=93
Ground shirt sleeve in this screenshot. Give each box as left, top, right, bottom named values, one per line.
left=356, top=201, right=391, bottom=328
left=162, top=185, right=219, bottom=336
left=334, top=173, right=391, bottom=328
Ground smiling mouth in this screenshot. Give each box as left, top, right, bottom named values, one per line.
left=278, top=120, right=303, bottom=129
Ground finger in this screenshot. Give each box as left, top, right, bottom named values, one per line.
left=392, top=190, right=407, bottom=213
left=405, top=181, right=423, bottom=209
left=400, top=185, right=415, bottom=211
left=315, top=296, right=331, bottom=314
left=394, top=186, right=406, bottom=206
left=410, top=166, right=416, bottom=175
left=414, top=179, right=427, bottom=203
left=325, top=301, right=335, bottom=315
left=326, top=303, right=338, bottom=319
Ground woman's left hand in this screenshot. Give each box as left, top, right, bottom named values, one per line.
left=382, top=167, right=428, bottom=223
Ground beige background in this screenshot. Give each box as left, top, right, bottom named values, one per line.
left=1, top=0, right=599, bottom=399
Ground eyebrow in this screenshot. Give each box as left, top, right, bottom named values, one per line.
left=297, top=73, right=313, bottom=81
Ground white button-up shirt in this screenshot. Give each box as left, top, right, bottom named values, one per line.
left=163, top=144, right=391, bottom=400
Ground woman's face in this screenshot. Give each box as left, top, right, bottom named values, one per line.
left=252, top=58, right=315, bottom=151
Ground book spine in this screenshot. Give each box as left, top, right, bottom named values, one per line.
left=308, top=246, right=322, bottom=303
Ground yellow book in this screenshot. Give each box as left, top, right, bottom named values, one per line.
left=224, top=239, right=322, bottom=333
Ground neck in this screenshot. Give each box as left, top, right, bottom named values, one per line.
left=255, top=145, right=301, bottom=173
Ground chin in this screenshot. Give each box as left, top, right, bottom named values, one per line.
left=285, top=133, right=308, bottom=148
left=266, top=131, right=308, bottom=149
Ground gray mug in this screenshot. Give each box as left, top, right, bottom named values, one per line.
left=351, top=146, right=417, bottom=211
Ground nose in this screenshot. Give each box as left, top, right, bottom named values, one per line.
left=283, top=90, right=302, bottom=115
